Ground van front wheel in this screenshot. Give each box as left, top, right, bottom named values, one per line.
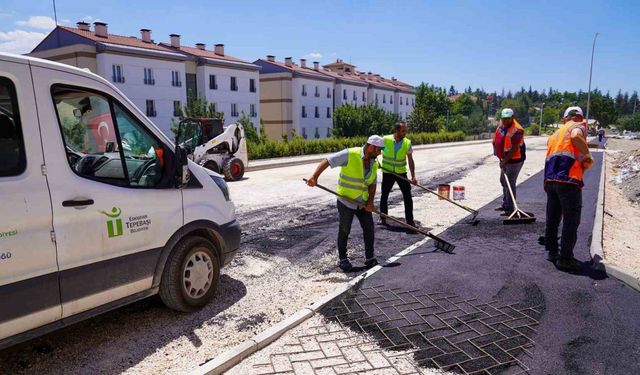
left=160, top=236, right=220, bottom=312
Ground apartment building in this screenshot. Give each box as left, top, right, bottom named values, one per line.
left=29, top=22, right=260, bottom=136
left=254, top=56, right=335, bottom=139
left=158, top=39, right=260, bottom=125
left=321, top=60, right=368, bottom=108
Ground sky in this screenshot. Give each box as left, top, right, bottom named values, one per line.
left=1, top=0, right=638, bottom=95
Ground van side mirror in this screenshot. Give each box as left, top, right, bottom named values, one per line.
left=174, top=145, right=190, bottom=188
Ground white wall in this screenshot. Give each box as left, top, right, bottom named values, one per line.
left=197, top=65, right=260, bottom=129
left=292, top=77, right=334, bottom=139
left=335, top=82, right=367, bottom=108
left=367, top=87, right=396, bottom=113
left=96, top=53, right=186, bottom=136
left=394, top=92, right=415, bottom=120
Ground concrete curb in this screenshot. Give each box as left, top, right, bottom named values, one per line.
left=246, top=139, right=494, bottom=172
left=190, top=236, right=433, bottom=374
left=589, top=151, right=640, bottom=292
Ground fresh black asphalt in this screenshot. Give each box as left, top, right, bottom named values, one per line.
left=322, top=152, right=640, bottom=374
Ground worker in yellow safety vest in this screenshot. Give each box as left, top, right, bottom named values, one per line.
left=306, top=135, right=385, bottom=272
left=379, top=121, right=417, bottom=229
left=492, top=108, right=526, bottom=214
left=544, top=106, right=594, bottom=272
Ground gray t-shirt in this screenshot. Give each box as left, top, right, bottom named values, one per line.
left=327, top=147, right=377, bottom=209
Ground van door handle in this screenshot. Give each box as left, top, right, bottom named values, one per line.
left=62, top=199, right=95, bottom=207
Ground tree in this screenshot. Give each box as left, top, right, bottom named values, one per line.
left=587, top=95, right=618, bottom=126
left=407, top=83, right=450, bottom=133
left=448, top=85, right=457, bottom=96
left=170, top=95, right=225, bottom=136
left=451, top=94, right=478, bottom=116
left=616, top=113, right=640, bottom=131
left=237, top=113, right=261, bottom=143
left=61, top=116, right=86, bottom=151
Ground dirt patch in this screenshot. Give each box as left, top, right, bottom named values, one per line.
left=603, top=152, right=640, bottom=280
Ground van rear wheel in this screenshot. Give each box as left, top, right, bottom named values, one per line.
left=160, top=236, right=220, bottom=312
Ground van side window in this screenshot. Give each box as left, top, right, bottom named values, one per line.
left=0, top=77, right=27, bottom=176
left=113, top=103, right=164, bottom=187
left=52, top=86, right=127, bottom=185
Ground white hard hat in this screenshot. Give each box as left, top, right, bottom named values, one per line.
left=501, top=108, right=514, bottom=118
left=366, top=135, right=385, bottom=149
left=564, top=106, right=584, bottom=118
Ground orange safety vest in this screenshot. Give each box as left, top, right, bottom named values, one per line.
left=494, top=120, right=525, bottom=160
left=544, top=121, right=590, bottom=188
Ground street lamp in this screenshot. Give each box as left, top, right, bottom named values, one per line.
left=585, top=32, right=599, bottom=125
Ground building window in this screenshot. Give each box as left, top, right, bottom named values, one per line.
left=314, top=106, right=319, bottom=118
left=353, top=91, right=357, bottom=101
left=112, top=64, right=124, bottom=83
left=383, top=94, right=386, bottom=103
left=302, top=127, right=307, bottom=139
left=143, top=68, right=154, bottom=85
left=412, top=98, right=415, bottom=106
left=362, top=92, right=366, bottom=101
left=230, top=76, right=238, bottom=91
left=400, top=97, right=403, bottom=105
left=315, top=86, right=320, bottom=97
left=302, top=85, right=307, bottom=96
left=314, top=127, right=320, bottom=139
left=231, top=103, right=239, bottom=117
left=326, top=127, right=331, bottom=138
left=250, top=104, right=257, bottom=117
left=375, top=93, right=378, bottom=103
left=390, top=95, right=393, bottom=104
left=209, top=75, right=217, bottom=90
left=146, top=100, right=156, bottom=117
left=250, top=78, right=256, bottom=93
left=343, top=89, right=347, bottom=100
left=326, top=107, right=331, bottom=118
left=327, top=87, right=331, bottom=98
left=301, top=105, right=307, bottom=118
left=171, top=71, right=182, bottom=87
left=173, top=100, right=181, bottom=116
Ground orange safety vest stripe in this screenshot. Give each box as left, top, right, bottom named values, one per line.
left=494, top=119, right=525, bottom=160
left=544, top=121, right=587, bottom=188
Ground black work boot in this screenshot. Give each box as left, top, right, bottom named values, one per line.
left=547, top=251, right=559, bottom=262
left=338, top=258, right=353, bottom=272
left=555, top=257, right=582, bottom=272
left=364, top=258, right=379, bottom=268
left=377, top=218, right=387, bottom=226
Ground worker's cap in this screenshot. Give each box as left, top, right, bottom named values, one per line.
left=366, top=135, right=385, bottom=149
left=564, top=106, right=583, bottom=118
left=501, top=108, right=514, bottom=118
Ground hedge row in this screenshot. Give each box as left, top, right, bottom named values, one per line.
left=247, top=131, right=465, bottom=160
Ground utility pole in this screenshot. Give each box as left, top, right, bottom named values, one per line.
left=585, top=32, right=599, bottom=124
left=53, top=0, right=58, bottom=25
left=539, top=102, right=545, bottom=132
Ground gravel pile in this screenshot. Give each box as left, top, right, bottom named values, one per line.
left=611, top=146, right=640, bottom=203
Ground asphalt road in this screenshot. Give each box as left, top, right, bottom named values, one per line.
left=319, top=152, right=640, bottom=374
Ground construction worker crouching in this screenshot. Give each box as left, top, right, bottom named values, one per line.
left=493, top=108, right=526, bottom=214
left=306, top=135, right=385, bottom=272
left=379, top=121, right=417, bottom=230
left=544, top=106, right=594, bottom=272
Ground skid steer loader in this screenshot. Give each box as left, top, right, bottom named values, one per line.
left=176, top=118, right=247, bottom=181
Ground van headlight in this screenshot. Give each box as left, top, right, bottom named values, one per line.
left=211, top=175, right=230, bottom=201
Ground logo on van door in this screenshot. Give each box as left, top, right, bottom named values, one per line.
left=101, top=207, right=123, bottom=238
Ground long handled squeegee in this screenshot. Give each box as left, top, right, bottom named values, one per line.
left=377, top=163, right=480, bottom=226
left=502, top=171, right=536, bottom=225
left=304, top=179, right=455, bottom=253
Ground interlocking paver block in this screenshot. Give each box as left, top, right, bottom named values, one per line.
left=291, top=361, right=315, bottom=375
left=341, top=346, right=366, bottom=362
left=288, top=350, right=325, bottom=362
left=319, top=342, right=342, bottom=357
left=332, top=360, right=373, bottom=374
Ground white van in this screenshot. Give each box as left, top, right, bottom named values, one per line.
left=0, top=53, right=241, bottom=349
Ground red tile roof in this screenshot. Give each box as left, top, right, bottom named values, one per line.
left=260, top=59, right=332, bottom=79
left=159, top=44, right=248, bottom=64
left=318, top=69, right=367, bottom=85
left=59, top=26, right=173, bottom=52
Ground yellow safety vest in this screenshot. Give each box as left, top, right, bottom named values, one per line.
left=337, top=147, right=378, bottom=202
left=382, top=135, right=411, bottom=173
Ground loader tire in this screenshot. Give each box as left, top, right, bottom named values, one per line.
left=203, top=160, right=220, bottom=174
left=223, top=157, right=244, bottom=181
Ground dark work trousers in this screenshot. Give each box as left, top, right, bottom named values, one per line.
left=380, top=172, right=414, bottom=225
left=500, top=162, right=524, bottom=211
left=545, top=181, right=583, bottom=259
left=337, top=200, right=375, bottom=260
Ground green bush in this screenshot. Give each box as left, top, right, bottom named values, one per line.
left=247, top=131, right=464, bottom=160
left=526, top=124, right=541, bottom=135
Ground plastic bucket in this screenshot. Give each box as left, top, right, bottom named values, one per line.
left=437, top=184, right=450, bottom=200
left=453, top=186, right=465, bottom=200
